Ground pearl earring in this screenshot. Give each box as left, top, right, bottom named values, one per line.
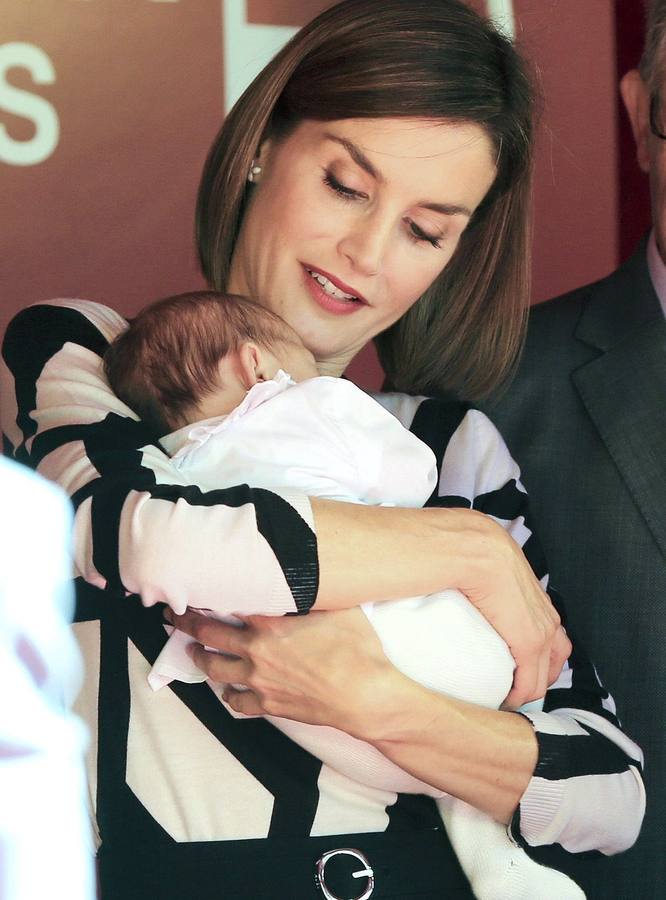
left=248, top=162, right=262, bottom=183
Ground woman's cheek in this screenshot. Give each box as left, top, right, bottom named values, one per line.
left=395, top=261, right=443, bottom=315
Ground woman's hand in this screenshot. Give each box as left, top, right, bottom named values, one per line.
left=452, top=516, right=572, bottom=708
left=311, top=501, right=571, bottom=708
left=164, top=606, right=393, bottom=735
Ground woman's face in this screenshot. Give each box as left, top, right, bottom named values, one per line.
left=228, top=117, right=496, bottom=375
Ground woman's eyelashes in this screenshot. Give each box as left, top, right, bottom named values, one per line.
left=323, top=170, right=366, bottom=201
left=405, top=220, right=443, bottom=249
left=322, top=169, right=444, bottom=249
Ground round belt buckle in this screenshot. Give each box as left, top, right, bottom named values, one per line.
left=315, top=847, right=375, bottom=900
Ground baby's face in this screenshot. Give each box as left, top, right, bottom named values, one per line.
left=268, top=339, right=320, bottom=382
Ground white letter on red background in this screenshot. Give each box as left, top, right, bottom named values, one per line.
left=0, top=42, right=60, bottom=167
left=222, top=0, right=298, bottom=113
left=486, top=0, right=515, bottom=40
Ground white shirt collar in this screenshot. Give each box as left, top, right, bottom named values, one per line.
left=164, top=369, right=295, bottom=459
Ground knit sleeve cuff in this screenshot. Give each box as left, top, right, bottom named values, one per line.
left=511, top=709, right=570, bottom=846
left=266, top=491, right=319, bottom=616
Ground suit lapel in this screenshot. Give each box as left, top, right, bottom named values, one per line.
left=572, top=243, right=666, bottom=561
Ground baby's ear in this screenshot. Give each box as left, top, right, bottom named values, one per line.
left=237, top=341, right=264, bottom=389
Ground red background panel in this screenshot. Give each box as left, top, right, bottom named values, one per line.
left=2, top=0, right=222, bottom=338
left=616, top=0, right=652, bottom=260
left=517, top=0, right=618, bottom=302
left=247, top=0, right=334, bottom=26
left=0, top=1, right=653, bottom=393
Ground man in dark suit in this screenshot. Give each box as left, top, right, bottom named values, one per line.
left=486, top=4, right=666, bottom=897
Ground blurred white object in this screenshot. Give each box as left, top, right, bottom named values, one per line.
left=0, top=458, right=94, bottom=900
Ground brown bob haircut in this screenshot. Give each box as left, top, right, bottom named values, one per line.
left=196, top=0, right=535, bottom=400
left=104, top=291, right=298, bottom=434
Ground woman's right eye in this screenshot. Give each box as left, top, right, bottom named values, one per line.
left=323, top=170, right=367, bottom=202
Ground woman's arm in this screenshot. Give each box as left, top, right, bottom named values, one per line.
left=172, top=585, right=643, bottom=853
left=1, top=301, right=566, bottom=702
left=169, top=604, right=537, bottom=820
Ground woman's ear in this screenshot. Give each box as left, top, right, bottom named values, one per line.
left=248, top=138, right=274, bottom=184
left=620, top=69, right=652, bottom=174
left=255, top=137, right=273, bottom=166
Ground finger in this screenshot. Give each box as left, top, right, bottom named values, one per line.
left=534, top=650, right=551, bottom=702
left=547, top=626, right=573, bottom=687
left=544, top=589, right=562, bottom=623
left=189, top=644, right=251, bottom=684
left=163, top=608, right=204, bottom=635
left=222, top=686, right=264, bottom=717
left=168, top=610, right=248, bottom=656
left=504, top=658, right=539, bottom=710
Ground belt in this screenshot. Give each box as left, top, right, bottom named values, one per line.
left=97, top=825, right=474, bottom=899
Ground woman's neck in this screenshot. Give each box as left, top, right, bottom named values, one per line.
left=316, top=360, right=344, bottom=378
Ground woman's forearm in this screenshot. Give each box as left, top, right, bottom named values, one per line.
left=3, top=302, right=563, bottom=706
left=311, top=498, right=501, bottom=609
left=348, top=668, right=538, bottom=823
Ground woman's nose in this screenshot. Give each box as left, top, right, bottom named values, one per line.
left=337, top=213, right=390, bottom=277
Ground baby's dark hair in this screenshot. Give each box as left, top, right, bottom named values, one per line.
left=104, top=290, right=300, bottom=434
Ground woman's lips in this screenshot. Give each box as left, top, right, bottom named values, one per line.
left=301, top=264, right=366, bottom=315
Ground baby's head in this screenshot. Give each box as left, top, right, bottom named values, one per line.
left=104, top=290, right=318, bottom=435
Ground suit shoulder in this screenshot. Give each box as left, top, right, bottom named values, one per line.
left=527, top=262, right=629, bottom=331
left=522, top=272, right=615, bottom=360
left=486, top=280, right=609, bottom=413
left=528, top=281, right=594, bottom=332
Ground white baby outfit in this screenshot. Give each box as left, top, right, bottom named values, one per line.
left=151, top=372, right=584, bottom=900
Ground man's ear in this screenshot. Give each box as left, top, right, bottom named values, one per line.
left=237, top=342, right=263, bottom=390
left=620, top=69, right=652, bottom=174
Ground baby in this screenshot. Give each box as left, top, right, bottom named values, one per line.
left=105, top=290, right=583, bottom=900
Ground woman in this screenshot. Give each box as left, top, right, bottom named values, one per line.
left=1, top=1, right=644, bottom=898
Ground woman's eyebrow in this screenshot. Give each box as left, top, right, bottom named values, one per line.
left=322, top=132, right=472, bottom=218
left=323, top=133, right=384, bottom=182
left=421, top=201, right=472, bottom=219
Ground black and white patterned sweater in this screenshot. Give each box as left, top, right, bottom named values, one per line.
left=1, top=299, right=645, bottom=860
